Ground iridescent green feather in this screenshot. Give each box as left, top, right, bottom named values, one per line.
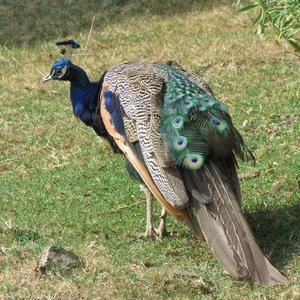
left=154, top=63, right=247, bottom=171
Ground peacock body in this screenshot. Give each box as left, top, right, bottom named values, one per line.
left=43, top=52, right=287, bottom=285
left=102, top=61, right=250, bottom=209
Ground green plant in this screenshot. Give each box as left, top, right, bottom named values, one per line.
left=236, top=0, right=300, bottom=54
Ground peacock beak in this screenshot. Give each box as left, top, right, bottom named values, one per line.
left=42, top=70, right=54, bottom=83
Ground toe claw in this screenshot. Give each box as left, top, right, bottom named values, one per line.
left=138, top=227, right=166, bottom=239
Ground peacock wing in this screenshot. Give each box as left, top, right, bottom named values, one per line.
left=100, top=81, right=187, bottom=221
left=101, top=62, right=189, bottom=209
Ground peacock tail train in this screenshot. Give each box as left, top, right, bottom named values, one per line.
left=155, top=63, right=251, bottom=171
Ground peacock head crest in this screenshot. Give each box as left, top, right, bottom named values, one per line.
left=43, top=40, right=81, bottom=83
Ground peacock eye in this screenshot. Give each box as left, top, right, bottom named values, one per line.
left=56, top=69, right=62, bottom=75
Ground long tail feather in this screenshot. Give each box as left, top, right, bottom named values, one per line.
left=181, top=160, right=288, bottom=285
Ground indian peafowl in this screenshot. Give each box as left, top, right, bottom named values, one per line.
left=43, top=40, right=288, bottom=285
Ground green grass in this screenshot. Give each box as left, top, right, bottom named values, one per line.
left=0, top=0, right=300, bottom=299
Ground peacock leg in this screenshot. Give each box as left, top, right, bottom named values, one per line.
left=139, top=183, right=167, bottom=239
left=155, top=207, right=167, bottom=238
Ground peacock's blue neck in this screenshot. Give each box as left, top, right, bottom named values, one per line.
left=69, top=63, right=90, bottom=86
left=66, top=61, right=100, bottom=125
left=70, top=78, right=100, bottom=125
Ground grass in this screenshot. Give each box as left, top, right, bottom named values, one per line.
left=0, top=0, right=300, bottom=299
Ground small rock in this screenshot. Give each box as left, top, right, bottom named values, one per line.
left=0, top=246, right=6, bottom=254
left=242, top=120, right=248, bottom=127
left=88, top=240, right=97, bottom=249
left=37, top=246, right=80, bottom=273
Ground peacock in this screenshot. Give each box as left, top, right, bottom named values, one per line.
left=43, top=40, right=288, bottom=285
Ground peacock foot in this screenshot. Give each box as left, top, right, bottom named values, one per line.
left=138, top=225, right=166, bottom=239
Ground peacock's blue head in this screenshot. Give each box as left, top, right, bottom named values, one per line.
left=43, top=59, right=72, bottom=82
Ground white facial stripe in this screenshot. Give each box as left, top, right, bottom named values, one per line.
left=43, top=69, right=55, bottom=82
left=50, top=69, right=55, bottom=77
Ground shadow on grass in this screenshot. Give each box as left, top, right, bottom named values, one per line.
left=1, top=0, right=230, bottom=47
left=246, top=202, right=300, bottom=269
